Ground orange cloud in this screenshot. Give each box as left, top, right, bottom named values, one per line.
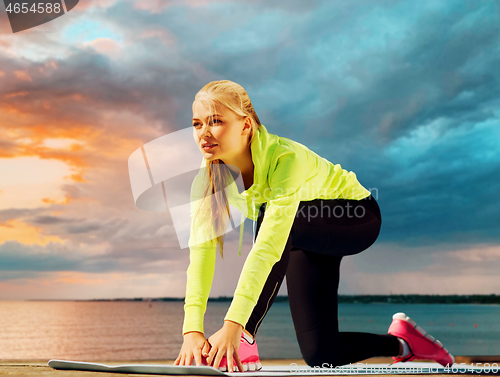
left=74, top=0, right=120, bottom=12
left=52, top=271, right=110, bottom=285
left=0, top=102, right=23, bottom=116
left=133, top=0, right=171, bottom=14
left=85, top=38, right=121, bottom=56
left=14, top=70, right=33, bottom=82
left=132, top=0, right=225, bottom=13
left=4, top=91, right=29, bottom=98
left=41, top=196, right=71, bottom=205
left=38, top=60, right=58, bottom=76
left=140, top=29, right=177, bottom=46
left=0, top=219, right=66, bottom=246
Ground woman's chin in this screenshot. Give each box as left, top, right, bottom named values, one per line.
left=203, top=154, right=217, bottom=161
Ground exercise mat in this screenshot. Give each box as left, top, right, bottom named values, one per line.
left=48, top=359, right=499, bottom=375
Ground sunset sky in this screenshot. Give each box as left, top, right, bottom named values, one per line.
left=1, top=0, right=499, bottom=301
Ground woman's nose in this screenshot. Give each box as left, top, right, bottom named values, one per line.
left=198, top=123, right=211, bottom=137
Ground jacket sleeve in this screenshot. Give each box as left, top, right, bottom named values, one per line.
left=224, top=147, right=307, bottom=327
left=182, top=172, right=217, bottom=336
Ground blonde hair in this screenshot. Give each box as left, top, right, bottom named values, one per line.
left=192, top=80, right=261, bottom=259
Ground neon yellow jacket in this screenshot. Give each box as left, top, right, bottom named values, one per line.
left=182, top=123, right=371, bottom=335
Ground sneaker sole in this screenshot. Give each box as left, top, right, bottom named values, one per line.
left=219, top=361, right=262, bottom=372
left=392, top=312, right=455, bottom=366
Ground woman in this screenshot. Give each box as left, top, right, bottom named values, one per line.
left=173, top=80, right=454, bottom=372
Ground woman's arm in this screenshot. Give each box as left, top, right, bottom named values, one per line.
left=182, top=242, right=216, bottom=335
left=225, top=147, right=307, bottom=327
left=182, top=171, right=218, bottom=336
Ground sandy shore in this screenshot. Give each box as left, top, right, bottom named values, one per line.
left=1, top=356, right=499, bottom=376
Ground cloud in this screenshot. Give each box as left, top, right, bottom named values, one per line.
left=341, top=243, right=500, bottom=294
left=0, top=0, right=499, bottom=299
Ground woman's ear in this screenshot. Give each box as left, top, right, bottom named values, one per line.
left=242, top=116, right=252, bottom=135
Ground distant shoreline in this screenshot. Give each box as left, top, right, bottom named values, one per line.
left=23, top=294, right=500, bottom=304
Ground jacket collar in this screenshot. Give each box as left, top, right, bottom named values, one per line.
left=247, top=123, right=277, bottom=193
left=236, top=123, right=278, bottom=256
left=199, top=123, right=277, bottom=257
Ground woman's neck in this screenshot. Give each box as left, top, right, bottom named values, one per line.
left=242, top=168, right=254, bottom=190
left=223, top=147, right=254, bottom=189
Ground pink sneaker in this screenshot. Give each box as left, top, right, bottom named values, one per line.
left=216, top=331, right=262, bottom=372
left=388, top=312, right=454, bottom=367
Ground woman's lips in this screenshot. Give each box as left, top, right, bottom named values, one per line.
left=202, top=144, right=217, bottom=151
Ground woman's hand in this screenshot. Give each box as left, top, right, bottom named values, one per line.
left=173, top=331, right=211, bottom=367
left=206, top=320, right=245, bottom=372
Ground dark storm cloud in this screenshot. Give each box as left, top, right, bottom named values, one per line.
left=1, top=0, right=499, bottom=295
left=31, top=215, right=81, bottom=224
left=0, top=241, right=91, bottom=273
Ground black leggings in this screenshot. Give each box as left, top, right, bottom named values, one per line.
left=244, top=194, right=400, bottom=367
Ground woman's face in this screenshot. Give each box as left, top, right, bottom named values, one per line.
left=192, top=100, right=250, bottom=162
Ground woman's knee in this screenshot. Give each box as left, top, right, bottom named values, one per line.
left=302, top=348, right=346, bottom=369
left=298, top=331, right=345, bottom=368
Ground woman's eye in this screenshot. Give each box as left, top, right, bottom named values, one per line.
left=192, top=119, right=221, bottom=127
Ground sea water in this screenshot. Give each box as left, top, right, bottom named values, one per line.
left=0, top=301, right=498, bottom=360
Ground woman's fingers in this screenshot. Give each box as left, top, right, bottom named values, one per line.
left=233, top=348, right=244, bottom=372
left=227, top=349, right=234, bottom=372
left=207, top=346, right=216, bottom=366
left=194, top=349, right=202, bottom=366
left=202, top=341, right=211, bottom=357
left=226, top=349, right=243, bottom=372
left=213, top=349, right=224, bottom=370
